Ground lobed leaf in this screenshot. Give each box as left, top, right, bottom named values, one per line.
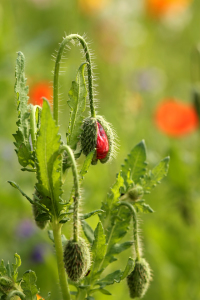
left=121, top=140, right=147, bottom=189
left=91, top=222, right=107, bottom=276
left=67, top=63, right=87, bottom=150
left=14, top=52, right=30, bottom=143
left=12, top=254, right=21, bottom=282
left=21, top=270, right=38, bottom=300
left=80, top=149, right=96, bottom=179
left=35, top=100, right=63, bottom=216
left=141, top=156, right=170, bottom=193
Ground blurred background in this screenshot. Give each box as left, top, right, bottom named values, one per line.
left=1, top=0, right=200, bottom=299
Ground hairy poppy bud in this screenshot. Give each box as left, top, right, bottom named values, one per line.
left=127, top=259, right=151, bottom=298
left=128, top=185, right=144, bottom=201
left=81, top=115, right=115, bottom=164
left=63, top=238, right=90, bottom=282
left=32, top=191, right=49, bottom=230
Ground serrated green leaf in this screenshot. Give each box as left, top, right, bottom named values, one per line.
left=135, top=202, right=154, bottom=214
left=121, top=257, right=135, bottom=280
left=8, top=181, right=34, bottom=204
left=18, top=143, right=34, bottom=168
left=80, top=209, right=104, bottom=220
left=141, top=156, right=170, bottom=193
left=91, top=222, right=107, bottom=275
left=35, top=100, right=63, bottom=216
left=81, top=220, right=95, bottom=244
left=14, top=52, right=30, bottom=143
left=12, top=254, right=21, bottom=282
left=102, top=206, right=132, bottom=269
left=121, top=140, right=147, bottom=188
left=21, top=270, right=38, bottom=300
left=67, top=63, right=87, bottom=150
left=80, top=149, right=95, bottom=179
left=108, top=172, right=124, bottom=207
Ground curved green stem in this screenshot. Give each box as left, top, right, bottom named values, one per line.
left=60, top=145, right=80, bottom=242
left=118, top=202, right=141, bottom=261
left=6, top=290, right=25, bottom=300
left=53, top=34, right=96, bottom=125
left=52, top=219, right=71, bottom=300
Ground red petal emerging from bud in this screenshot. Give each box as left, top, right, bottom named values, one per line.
left=96, top=122, right=109, bottom=159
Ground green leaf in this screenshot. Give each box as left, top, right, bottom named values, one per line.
left=80, top=149, right=96, bottom=179
left=67, top=63, right=87, bottom=150
left=18, top=143, right=34, bottom=168
left=141, top=156, right=170, bottom=193
left=80, top=209, right=104, bottom=220
left=91, top=222, right=107, bottom=275
left=21, top=270, right=38, bottom=300
left=135, top=202, right=154, bottom=214
left=98, top=288, right=112, bottom=295
left=14, top=52, right=30, bottom=143
left=121, top=257, right=135, bottom=280
left=12, top=254, right=21, bottom=282
left=102, top=206, right=132, bottom=269
left=108, top=241, right=133, bottom=255
left=7, top=181, right=34, bottom=204
left=81, top=220, right=95, bottom=244
left=35, top=100, right=63, bottom=216
left=121, top=140, right=147, bottom=188
left=97, top=270, right=122, bottom=287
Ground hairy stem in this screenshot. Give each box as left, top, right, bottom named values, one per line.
left=60, top=145, right=80, bottom=242
left=53, top=34, right=96, bottom=125
left=52, top=219, right=71, bottom=300
left=76, top=288, right=88, bottom=300
left=119, top=202, right=141, bottom=261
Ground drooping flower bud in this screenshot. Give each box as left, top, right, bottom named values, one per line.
left=32, top=191, right=49, bottom=230
left=63, top=238, right=90, bottom=282
left=81, top=115, right=115, bottom=164
left=128, top=185, right=144, bottom=201
left=127, top=259, right=151, bottom=298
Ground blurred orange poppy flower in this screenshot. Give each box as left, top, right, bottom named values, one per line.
left=154, top=99, right=198, bottom=137
left=145, top=0, right=192, bottom=17
left=29, top=82, right=53, bottom=107
left=78, top=0, right=110, bottom=15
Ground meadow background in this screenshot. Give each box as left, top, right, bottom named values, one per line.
left=1, top=0, right=200, bottom=299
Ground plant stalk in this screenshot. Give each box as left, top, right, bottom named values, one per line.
left=119, top=202, right=141, bottom=261
left=60, top=145, right=80, bottom=242
left=30, top=104, right=37, bottom=149
left=53, top=34, right=96, bottom=125
left=52, top=219, right=71, bottom=300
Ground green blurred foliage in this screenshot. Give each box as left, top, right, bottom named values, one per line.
left=1, top=0, right=200, bottom=299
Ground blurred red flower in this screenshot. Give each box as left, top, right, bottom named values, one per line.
left=145, top=0, right=192, bottom=17
left=154, top=99, right=198, bottom=137
left=29, top=82, right=53, bottom=107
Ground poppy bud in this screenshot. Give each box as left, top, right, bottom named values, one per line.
left=128, top=185, right=144, bottom=201
left=127, top=259, right=151, bottom=298
left=81, top=115, right=115, bottom=164
left=63, top=238, right=90, bottom=282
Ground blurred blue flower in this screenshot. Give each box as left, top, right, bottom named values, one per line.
left=16, top=219, right=36, bottom=238
left=30, top=244, right=46, bottom=264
